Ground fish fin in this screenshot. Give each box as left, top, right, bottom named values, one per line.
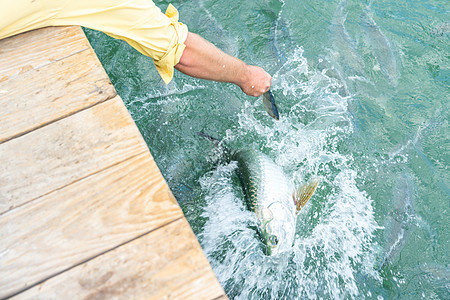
left=262, top=90, right=280, bottom=120
left=294, top=177, right=320, bottom=212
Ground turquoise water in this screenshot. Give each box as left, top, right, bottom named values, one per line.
left=84, top=0, right=449, bottom=298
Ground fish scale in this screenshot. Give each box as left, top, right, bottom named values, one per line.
left=198, top=131, right=318, bottom=255
left=233, top=149, right=297, bottom=255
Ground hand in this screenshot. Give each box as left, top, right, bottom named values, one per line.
left=175, top=33, right=272, bottom=97
left=238, top=65, right=272, bottom=97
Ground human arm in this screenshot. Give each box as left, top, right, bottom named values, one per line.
left=174, top=32, right=271, bottom=97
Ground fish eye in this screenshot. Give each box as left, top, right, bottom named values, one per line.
left=269, top=235, right=278, bottom=246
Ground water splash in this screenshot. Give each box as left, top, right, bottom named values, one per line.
left=198, top=48, right=379, bottom=299
left=84, top=1, right=450, bottom=298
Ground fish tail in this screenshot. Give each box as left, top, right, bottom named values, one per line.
left=262, top=90, right=280, bottom=120
left=294, top=177, right=320, bottom=212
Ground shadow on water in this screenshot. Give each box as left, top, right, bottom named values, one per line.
left=379, top=173, right=415, bottom=270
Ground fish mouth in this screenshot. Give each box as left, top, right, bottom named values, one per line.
left=266, top=237, right=293, bottom=256
left=268, top=246, right=280, bottom=256
left=263, top=232, right=291, bottom=256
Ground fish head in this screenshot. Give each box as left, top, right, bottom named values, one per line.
left=258, top=203, right=296, bottom=256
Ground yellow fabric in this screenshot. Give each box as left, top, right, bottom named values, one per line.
left=0, top=0, right=188, bottom=84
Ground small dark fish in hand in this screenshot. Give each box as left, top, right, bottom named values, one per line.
left=262, top=90, right=280, bottom=120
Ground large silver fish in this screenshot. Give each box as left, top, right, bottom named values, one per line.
left=233, top=149, right=319, bottom=255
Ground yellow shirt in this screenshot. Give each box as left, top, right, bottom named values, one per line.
left=0, top=0, right=189, bottom=84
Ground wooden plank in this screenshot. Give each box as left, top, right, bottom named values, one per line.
left=12, top=218, right=226, bottom=300
left=0, top=152, right=184, bottom=299
left=0, top=96, right=148, bottom=214
left=0, top=26, right=89, bottom=81
left=0, top=30, right=116, bottom=143
left=0, top=48, right=117, bottom=143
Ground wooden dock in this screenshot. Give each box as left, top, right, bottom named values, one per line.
left=0, top=26, right=226, bottom=299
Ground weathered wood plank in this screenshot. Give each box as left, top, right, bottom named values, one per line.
left=0, top=96, right=148, bottom=214
left=0, top=27, right=116, bottom=143
left=0, top=26, right=89, bottom=81
left=0, top=152, right=184, bottom=299
left=0, top=48, right=117, bottom=143
left=12, top=218, right=226, bottom=300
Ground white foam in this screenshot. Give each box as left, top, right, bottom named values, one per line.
left=198, top=49, right=380, bottom=299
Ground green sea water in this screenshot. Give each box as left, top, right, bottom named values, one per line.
left=84, top=0, right=449, bottom=298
